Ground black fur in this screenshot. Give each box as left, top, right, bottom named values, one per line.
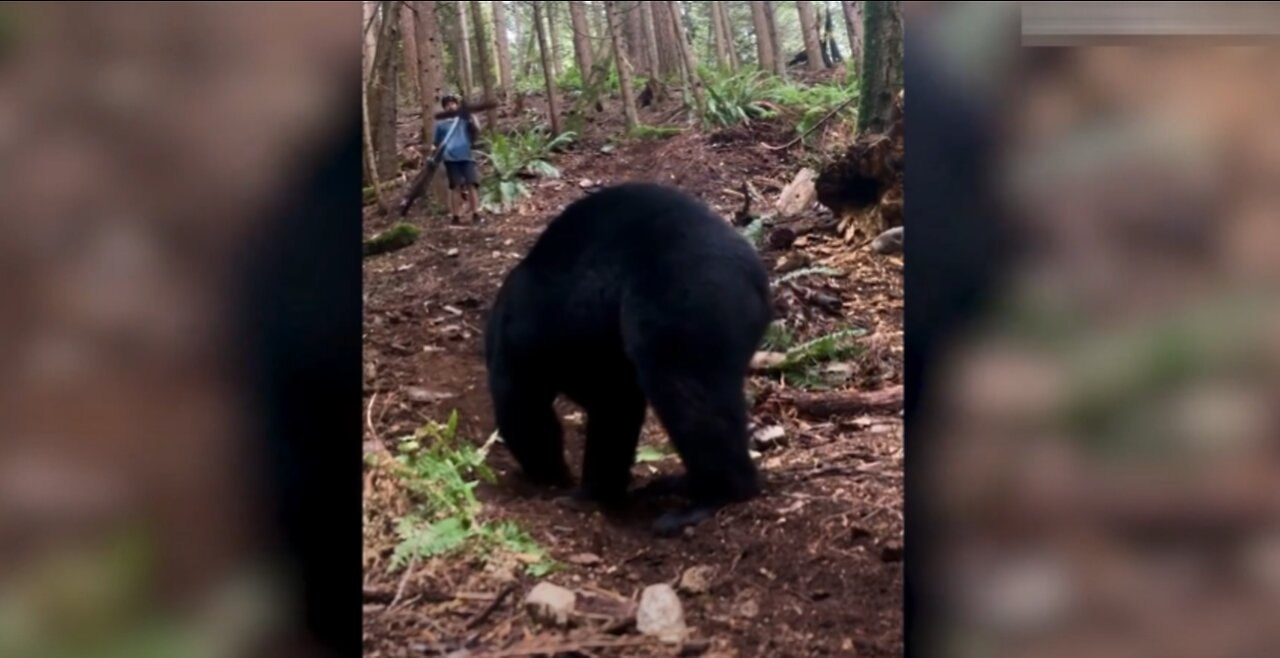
left=485, top=183, right=772, bottom=536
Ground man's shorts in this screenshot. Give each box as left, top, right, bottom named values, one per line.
left=444, top=160, right=479, bottom=189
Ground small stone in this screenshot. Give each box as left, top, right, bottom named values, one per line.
left=734, top=597, right=760, bottom=619
left=405, top=387, right=454, bottom=403
left=751, top=426, right=786, bottom=450
left=678, top=566, right=716, bottom=595
left=578, top=178, right=594, bottom=188
left=446, top=248, right=460, bottom=257
left=524, top=582, right=576, bottom=627
left=568, top=553, right=601, bottom=566
left=600, top=144, right=616, bottom=154
left=871, top=226, right=903, bottom=255
left=636, top=584, right=688, bottom=644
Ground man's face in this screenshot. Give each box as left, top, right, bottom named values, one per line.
left=444, top=100, right=459, bottom=112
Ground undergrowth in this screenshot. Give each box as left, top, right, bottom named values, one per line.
left=476, top=127, right=578, bottom=212
left=699, top=68, right=859, bottom=143
left=383, top=410, right=557, bottom=577
left=761, top=325, right=869, bottom=389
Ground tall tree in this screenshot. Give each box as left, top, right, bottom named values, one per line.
left=624, top=0, right=647, bottom=74
left=412, top=0, right=450, bottom=204
left=568, top=1, right=594, bottom=78
left=606, top=1, right=638, bottom=130
left=368, top=1, right=400, bottom=182
left=640, top=0, right=661, bottom=77
left=763, top=1, right=785, bottom=76
left=532, top=1, right=562, bottom=135
left=450, top=1, right=474, bottom=97
left=399, top=3, right=421, bottom=101
left=796, top=1, right=824, bottom=71
left=714, top=2, right=739, bottom=72
left=651, top=1, right=681, bottom=80
left=470, top=0, right=498, bottom=127
left=710, top=1, right=730, bottom=71
left=363, top=1, right=380, bottom=81
left=857, top=0, right=902, bottom=134
left=665, top=1, right=705, bottom=115
left=749, top=1, right=776, bottom=74
left=821, top=3, right=843, bottom=67
left=547, top=1, right=564, bottom=80
left=363, top=0, right=396, bottom=194
left=491, top=0, right=513, bottom=99
left=841, top=1, right=863, bottom=74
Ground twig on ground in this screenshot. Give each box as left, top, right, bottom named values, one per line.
left=465, top=583, right=518, bottom=630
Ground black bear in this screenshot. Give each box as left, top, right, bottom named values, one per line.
left=485, top=182, right=772, bottom=536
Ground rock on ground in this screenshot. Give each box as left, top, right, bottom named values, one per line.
left=636, top=583, right=688, bottom=644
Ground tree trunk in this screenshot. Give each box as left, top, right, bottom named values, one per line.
left=763, top=1, right=785, bottom=76
left=362, top=80, right=389, bottom=213
left=749, top=1, right=776, bottom=74
left=651, top=1, right=680, bottom=81
left=399, top=2, right=421, bottom=102
left=532, top=1, right=562, bottom=135
left=363, top=1, right=379, bottom=82
left=841, top=1, right=863, bottom=74
left=606, top=1, right=638, bottom=130
left=470, top=0, right=498, bottom=127
left=710, top=0, right=729, bottom=70
left=491, top=0, right=513, bottom=99
left=568, top=1, right=594, bottom=79
left=665, top=1, right=704, bottom=116
left=450, top=1, right=474, bottom=98
left=368, top=1, right=400, bottom=182
left=796, top=1, right=824, bottom=71
left=857, top=0, right=903, bottom=135
left=547, top=1, right=564, bottom=80
left=822, top=3, right=842, bottom=66
left=519, top=6, right=538, bottom=79
left=640, top=0, right=661, bottom=78
left=624, top=0, right=646, bottom=74
left=413, top=0, right=450, bottom=204
left=715, top=2, right=739, bottom=72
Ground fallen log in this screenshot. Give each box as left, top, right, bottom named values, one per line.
left=782, top=385, right=903, bottom=418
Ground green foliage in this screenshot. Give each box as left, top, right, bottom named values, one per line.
left=363, top=223, right=422, bottom=258
left=739, top=216, right=767, bottom=247
left=387, top=410, right=557, bottom=576
left=628, top=125, right=683, bottom=141
left=702, top=70, right=781, bottom=128
left=759, top=327, right=869, bottom=390
left=476, top=127, right=578, bottom=212
left=782, top=328, right=868, bottom=370
left=635, top=444, right=674, bottom=464
left=762, top=321, right=796, bottom=352
left=699, top=68, right=859, bottom=140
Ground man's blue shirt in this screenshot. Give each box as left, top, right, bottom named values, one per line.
left=434, top=117, right=473, bottom=162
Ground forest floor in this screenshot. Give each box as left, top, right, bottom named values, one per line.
left=361, top=85, right=903, bottom=658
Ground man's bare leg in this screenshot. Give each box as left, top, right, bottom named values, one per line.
left=453, top=185, right=468, bottom=224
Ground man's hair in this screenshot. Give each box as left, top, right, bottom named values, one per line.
left=441, top=95, right=459, bottom=108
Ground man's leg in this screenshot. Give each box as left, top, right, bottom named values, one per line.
left=466, top=161, right=481, bottom=221
left=445, top=162, right=461, bottom=224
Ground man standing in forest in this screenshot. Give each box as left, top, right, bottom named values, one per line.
left=432, top=94, right=483, bottom=224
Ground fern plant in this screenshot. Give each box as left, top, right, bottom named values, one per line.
left=476, top=127, right=579, bottom=212
left=386, top=410, right=557, bottom=575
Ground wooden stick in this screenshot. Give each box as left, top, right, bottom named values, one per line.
left=763, top=94, right=859, bottom=151
left=464, top=583, right=518, bottom=630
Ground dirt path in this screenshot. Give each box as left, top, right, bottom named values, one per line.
left=363, top=97, right=903, bottom=657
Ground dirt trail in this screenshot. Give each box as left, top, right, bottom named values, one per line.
left=363, top=96, right=903, bottom=657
